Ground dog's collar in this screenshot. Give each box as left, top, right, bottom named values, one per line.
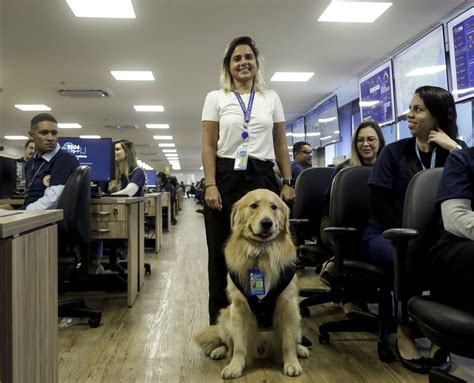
left=229, top=264, right=296, bottom=330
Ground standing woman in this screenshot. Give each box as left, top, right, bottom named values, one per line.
left=201, top=36, right=294, bottom=325
left=361, top=86, right=466, bottom=373
left=109, top=139, right=145, bottom=197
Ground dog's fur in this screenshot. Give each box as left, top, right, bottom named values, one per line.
left=194, top=189, right=308, bottom=379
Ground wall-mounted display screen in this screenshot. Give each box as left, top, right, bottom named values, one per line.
left=59, top=137, right=114, bottom=182
left=359, top=60, right=395, bottom=125
left=394, top=25, right=448, bottom=117
left=292, top=116, right=305, bottom=143
left=285, top=123, right=293, bottom=148
left=304, top=107, right=321, bottom=148
left=448, top=7, right=474, bottom=103
left=307, top=95, right=340, bottom=147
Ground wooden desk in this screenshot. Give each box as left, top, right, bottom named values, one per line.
left=0, top=209, right=63, bottom=383
left=144, top=193, right=162, bottom=254
left=160, top=192, right=171, bottom=231
left=90, top=197, right=144, bottom=307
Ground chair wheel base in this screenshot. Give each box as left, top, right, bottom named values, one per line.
left=88, top=315, right=102, bottom=328
left=300, top=306, right=310, bottom=318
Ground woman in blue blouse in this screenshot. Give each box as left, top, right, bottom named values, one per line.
left=361, top=86, right=466, bottom=373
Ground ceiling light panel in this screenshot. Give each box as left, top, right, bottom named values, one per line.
left=66, top=0, right=136, bottom=18
left=58, top=123, right=82, bottom=129
left=15, top=104, right=51, bottom=111
left=270, top=72, right=314, bottom=82
left=153, top=135, right=173, bottom=140
left=111, top=71, right=154, bottom=81
left=80, top=135, right=101, bottom=139
left=158, top=143, right=175, bottom=147
left=318, top=2, right=392, bottom=23
left=162, top=149, right=177, bottom=153
left=146, top=124, right=169, bottom=129
left=134, top=105, right=164, bottom=112
left=4, top=135, right=29, bottom=140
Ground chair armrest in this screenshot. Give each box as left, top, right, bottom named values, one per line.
left=383, top=227, right=420, bottom=325
left=324, top=226, right=357, bottom=234
left=289, top=218, right=309, bottom=225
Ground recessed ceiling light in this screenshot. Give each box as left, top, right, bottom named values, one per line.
left=80, top=135, right=101, bottom=139
left=4, top=135, right=29, bottom=140
left=162, top=149, right=176, bottom=153
left=66, top=0, right=136, bottom=18
left=318, top=1, right=392, bottom=23
left=153, top=135, right=173, bottom=140
left=270, top=72, right=314, bottom=82
left=165, top=154, right=179, bottom=157
left=158, top=143, right=175, bottom=147
left=111, top=71, right=154, bottom=81
left=15, top=104, right=51, bottom=111
left=318, top=117, right=337, bottom=123
left=58, top=123, right=82, bottom=129
left=405, top=65, right=446, bottom=77
left=134, top=105, right=164, bottom=112
left=146, top=124, right=169, bottom=129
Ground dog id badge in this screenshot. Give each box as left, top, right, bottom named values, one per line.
left=234, top=143, right=249, bottom=171
left=248, top=268, right=265, bottom=296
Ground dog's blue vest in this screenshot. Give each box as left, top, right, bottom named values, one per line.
left=229, top=264, right=296, bottom=330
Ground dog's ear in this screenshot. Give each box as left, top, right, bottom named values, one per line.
left=230, top=201, right=241, bottom=230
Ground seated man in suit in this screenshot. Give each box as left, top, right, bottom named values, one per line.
left=20, top=113, right=78, bottom=210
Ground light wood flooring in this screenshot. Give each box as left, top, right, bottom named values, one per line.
left=58, top=199, right=474, bottom=382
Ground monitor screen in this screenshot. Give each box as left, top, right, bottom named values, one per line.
left=304, top=107, right=321, bottom=148
left=359, top=60, right=395, bottom=125
left=58, top=137, right=114, bottom=182
left=448, top=7, right=474, bottom=103
left=315, top=95, right=340, bottom=147
left=292, top=116, right=305, bottom=143
left=0, top=156, right=17, bottom=198
left=393, top=25, right=448, bottom=117
left=145, top=170, right=157, bottom=188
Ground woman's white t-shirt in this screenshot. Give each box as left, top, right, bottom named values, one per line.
left=201, top=89, right=285, bottom=161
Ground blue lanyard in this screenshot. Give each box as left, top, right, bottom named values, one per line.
left=234, top=87, right=255, bottom=129
left=27, top=159, right=46, bottom=189
left=415, top=145, right=436, bottom=170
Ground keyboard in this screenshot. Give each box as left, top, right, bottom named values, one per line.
left=0, top=210, right=23, bottom=217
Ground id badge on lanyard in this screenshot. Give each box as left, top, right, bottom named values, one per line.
left=234, top=88, right=254, bottom=171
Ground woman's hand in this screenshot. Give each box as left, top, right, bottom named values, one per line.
left=280, top=184, right=295, bottom=203
left=428, top=128, right=458, bottom=151
left=205, top=185, right=222, bottom=211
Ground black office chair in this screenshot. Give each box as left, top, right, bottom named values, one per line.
left=290, top=167, right=338, bottom=316
left=384, top=168, right=474, bottom=382
left=57, top=165, right=102, bottom=328
left=321, top=166, right=394, bottom=362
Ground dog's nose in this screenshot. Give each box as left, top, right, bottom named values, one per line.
left=260, top=218, right=273, bottom=230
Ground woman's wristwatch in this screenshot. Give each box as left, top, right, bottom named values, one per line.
left=282, top=178, right=295, bottom=187
left=451, top=144, right=462, bottom=152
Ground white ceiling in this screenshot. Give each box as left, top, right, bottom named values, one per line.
left=0, top=0, right=470, bottom=171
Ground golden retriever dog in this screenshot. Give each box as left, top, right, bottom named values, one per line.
left=194, top=189, right=309, bottom=379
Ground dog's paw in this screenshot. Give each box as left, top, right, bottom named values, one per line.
left=284, top=362, right=303, bottom=377
left=209, top=345, right=227, bottom=360
left=297, top=344, right=310, bottom=358
left=221, top=363, right=244, bottom=379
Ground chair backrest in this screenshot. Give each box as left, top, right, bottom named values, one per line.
left=57, top=165, right=91, bottom=246
left=402, top=167, right=443, bottom=274
left=292, top=167, right=335, bottom=238
left=329, top=166, right=373, bottom=236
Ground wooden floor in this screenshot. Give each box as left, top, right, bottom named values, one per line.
left=59, top=199, right=474, bottom=382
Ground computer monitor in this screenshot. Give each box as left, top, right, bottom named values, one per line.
left=0, top=156, right=17, bottom=198
left=145, top=170, right=157, bottom=188
left=58, top=137, right=114, bottom=182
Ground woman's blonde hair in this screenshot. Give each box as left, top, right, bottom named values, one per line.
left=108, top=140, right=139, bottom=192
left=346, top=119, right=385, bottom=167
left=220, top=36, right=265, bottom=93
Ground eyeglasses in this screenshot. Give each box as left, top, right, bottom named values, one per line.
left=356, top=136, right=378, bottom=145
left=298, top=150, right=312, bottom=155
